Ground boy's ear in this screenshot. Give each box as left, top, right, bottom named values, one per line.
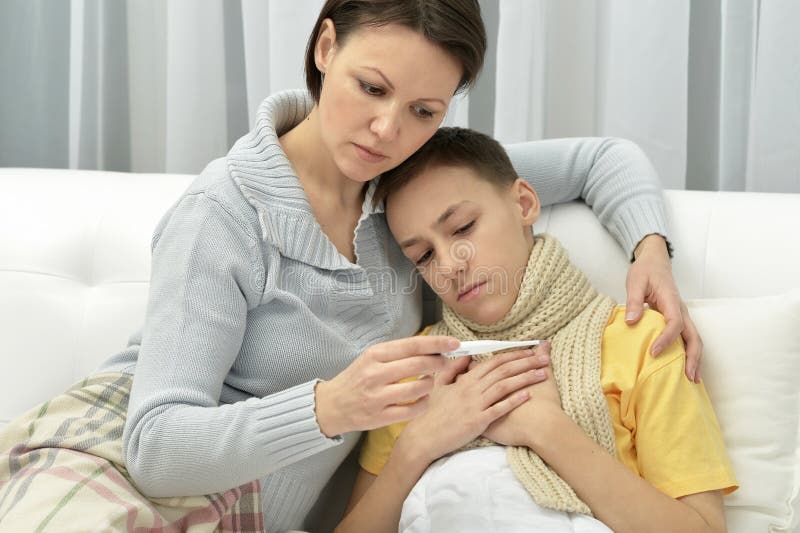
left=314, top=18, right=337, bottom=75
left=513, top=178, right=540, bottom=225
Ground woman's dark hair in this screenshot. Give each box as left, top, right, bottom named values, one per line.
left=374, top=127, right=519, bottom=207
left=304, top=0, right=486, bottom=102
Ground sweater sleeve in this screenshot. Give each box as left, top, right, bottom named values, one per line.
left=504, top=137, right=670, bottom=259
left=123, top=192, right=341, bottom=498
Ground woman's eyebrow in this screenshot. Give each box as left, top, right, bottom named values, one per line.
left=363, top=66, right=395, bottom=90
left=362, top=66, right=447, bottom=106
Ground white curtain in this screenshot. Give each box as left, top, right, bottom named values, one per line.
left=0, top=0, right=797, bottom=192
left=493, top=0, right=799, bottom=192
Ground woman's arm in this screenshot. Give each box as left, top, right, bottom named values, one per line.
left=506, top=137, right=702, bottom=382
left=124, top=192, right=344, bottom=497
left=126, top=192, right=461, bottom=497
left=131, top=152, right=578, bottom=500
left=505, top=137, right=666, bottom=258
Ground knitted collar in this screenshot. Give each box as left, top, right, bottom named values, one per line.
left=225, top=89, right=383, bottom=271
left=430, top=234, right=617, bottom=515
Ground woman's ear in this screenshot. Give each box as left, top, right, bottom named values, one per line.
left=513, top=178, right=540, bottom=225
left=314, top=18, right=337, bottom=76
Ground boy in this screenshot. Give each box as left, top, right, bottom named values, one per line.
left=335, top=128, right=737, bottom=533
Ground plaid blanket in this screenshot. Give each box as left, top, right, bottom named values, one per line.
left=0, top=373, right=264, bottom=532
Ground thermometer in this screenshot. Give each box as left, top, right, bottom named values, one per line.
left=441, top=339, right=543, bottom=358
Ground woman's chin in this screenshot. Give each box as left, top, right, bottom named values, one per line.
left=337, top=153, right=386, bottom=184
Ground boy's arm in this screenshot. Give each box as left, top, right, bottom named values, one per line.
left=526, top=407, right=726, bottom=533
left=343, top=468, right=377, bottom=515
left=484, top=311, right=734, bottom=532
left=336, top=440, right=431, bottom=533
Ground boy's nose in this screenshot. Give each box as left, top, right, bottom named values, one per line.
left=437, top=252, right=467, bottom=280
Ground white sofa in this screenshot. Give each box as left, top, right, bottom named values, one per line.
left=1, top=167, right=799, bottom=532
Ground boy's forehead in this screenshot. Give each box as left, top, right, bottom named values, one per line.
left=392, top=165, right=503, bottom=210
left=408, top=164, right=487, bottom=196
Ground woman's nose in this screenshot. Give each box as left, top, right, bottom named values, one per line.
left=370, top=104, right=401, bottom=142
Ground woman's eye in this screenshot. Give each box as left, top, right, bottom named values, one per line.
left=415, top=250, right=433, bottom=266
left=454, top=221, right=475, bottom=235
left=359, top=80, right=384, bottom=96
left=412, top=105, right=434, bottom=119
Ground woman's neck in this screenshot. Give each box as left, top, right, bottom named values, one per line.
left=279, top=106, right=366, bottom=211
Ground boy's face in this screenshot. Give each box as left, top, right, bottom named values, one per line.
left=386, top=164, right=540, bottom=325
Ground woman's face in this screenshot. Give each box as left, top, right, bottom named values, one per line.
left=315, top=22, right=463, bottom=183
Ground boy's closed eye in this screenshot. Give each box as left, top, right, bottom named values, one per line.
left=415, top=250, right=433, bottom=266
left=413, top=220, right=477, bottom=266
left=453, top=220, right=475, bottom=235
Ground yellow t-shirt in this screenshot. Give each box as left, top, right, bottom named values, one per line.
left=359, top=307, right=739, bottom=500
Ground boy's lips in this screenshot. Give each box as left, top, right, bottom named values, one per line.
left=457, top=281, right=487, bottom=302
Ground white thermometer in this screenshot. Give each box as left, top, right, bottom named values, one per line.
left=441, top=339, right=543, bottom=358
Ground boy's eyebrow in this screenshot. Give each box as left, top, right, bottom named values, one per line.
left=436, top=202, right=467, bottom=226
left=399, top=201, right=470, bottom=249
left=362, top=66, right=447, bottom=106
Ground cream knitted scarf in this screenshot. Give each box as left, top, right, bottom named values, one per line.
left=429, top=234, right=617, bottom=515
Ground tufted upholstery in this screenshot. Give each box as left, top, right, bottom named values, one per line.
left=536, top=188, right=800, bottom=301
left=0, top=168, right=192, bottom=426
left=1, top=167, right=799, bottom=531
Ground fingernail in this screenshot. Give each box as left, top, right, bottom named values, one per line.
left=523, top=349, right=534, bottom=356
left=538, top=354, right=550, bottom=364
left=448, top=338, right=460, bottom=349
left=625, top=311, right=636, bottom=322
left=518, top=391, right=530, bottom=400
left=535, top=369, right=546, bottom=377
left=651, top=344, right=662, bottom=357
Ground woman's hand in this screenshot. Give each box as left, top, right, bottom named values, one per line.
left=626, top=234, right=703, bottom=382
left=314, top=336, right=461, bottom=437
left=397, top=347, right=550, bottom=466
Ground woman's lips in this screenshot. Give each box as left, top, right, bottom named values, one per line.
left=457, top=281, right=487, bottom=303
left=354, top=143, right=387, bottom=163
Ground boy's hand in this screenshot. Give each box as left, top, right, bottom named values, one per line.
left=626, top=234, right=703, bottom=383
left=482, top=343, right=562, bottom=447
left=398, top=347, right=548, bottom=465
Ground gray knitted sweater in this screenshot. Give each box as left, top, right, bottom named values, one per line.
left=97, top=89, right=668, bottom=532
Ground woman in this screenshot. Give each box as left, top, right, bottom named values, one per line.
left=0, top=1, right=701, bottom=532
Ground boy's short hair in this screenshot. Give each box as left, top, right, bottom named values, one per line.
left=374, top=127, right=519, bottom=207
